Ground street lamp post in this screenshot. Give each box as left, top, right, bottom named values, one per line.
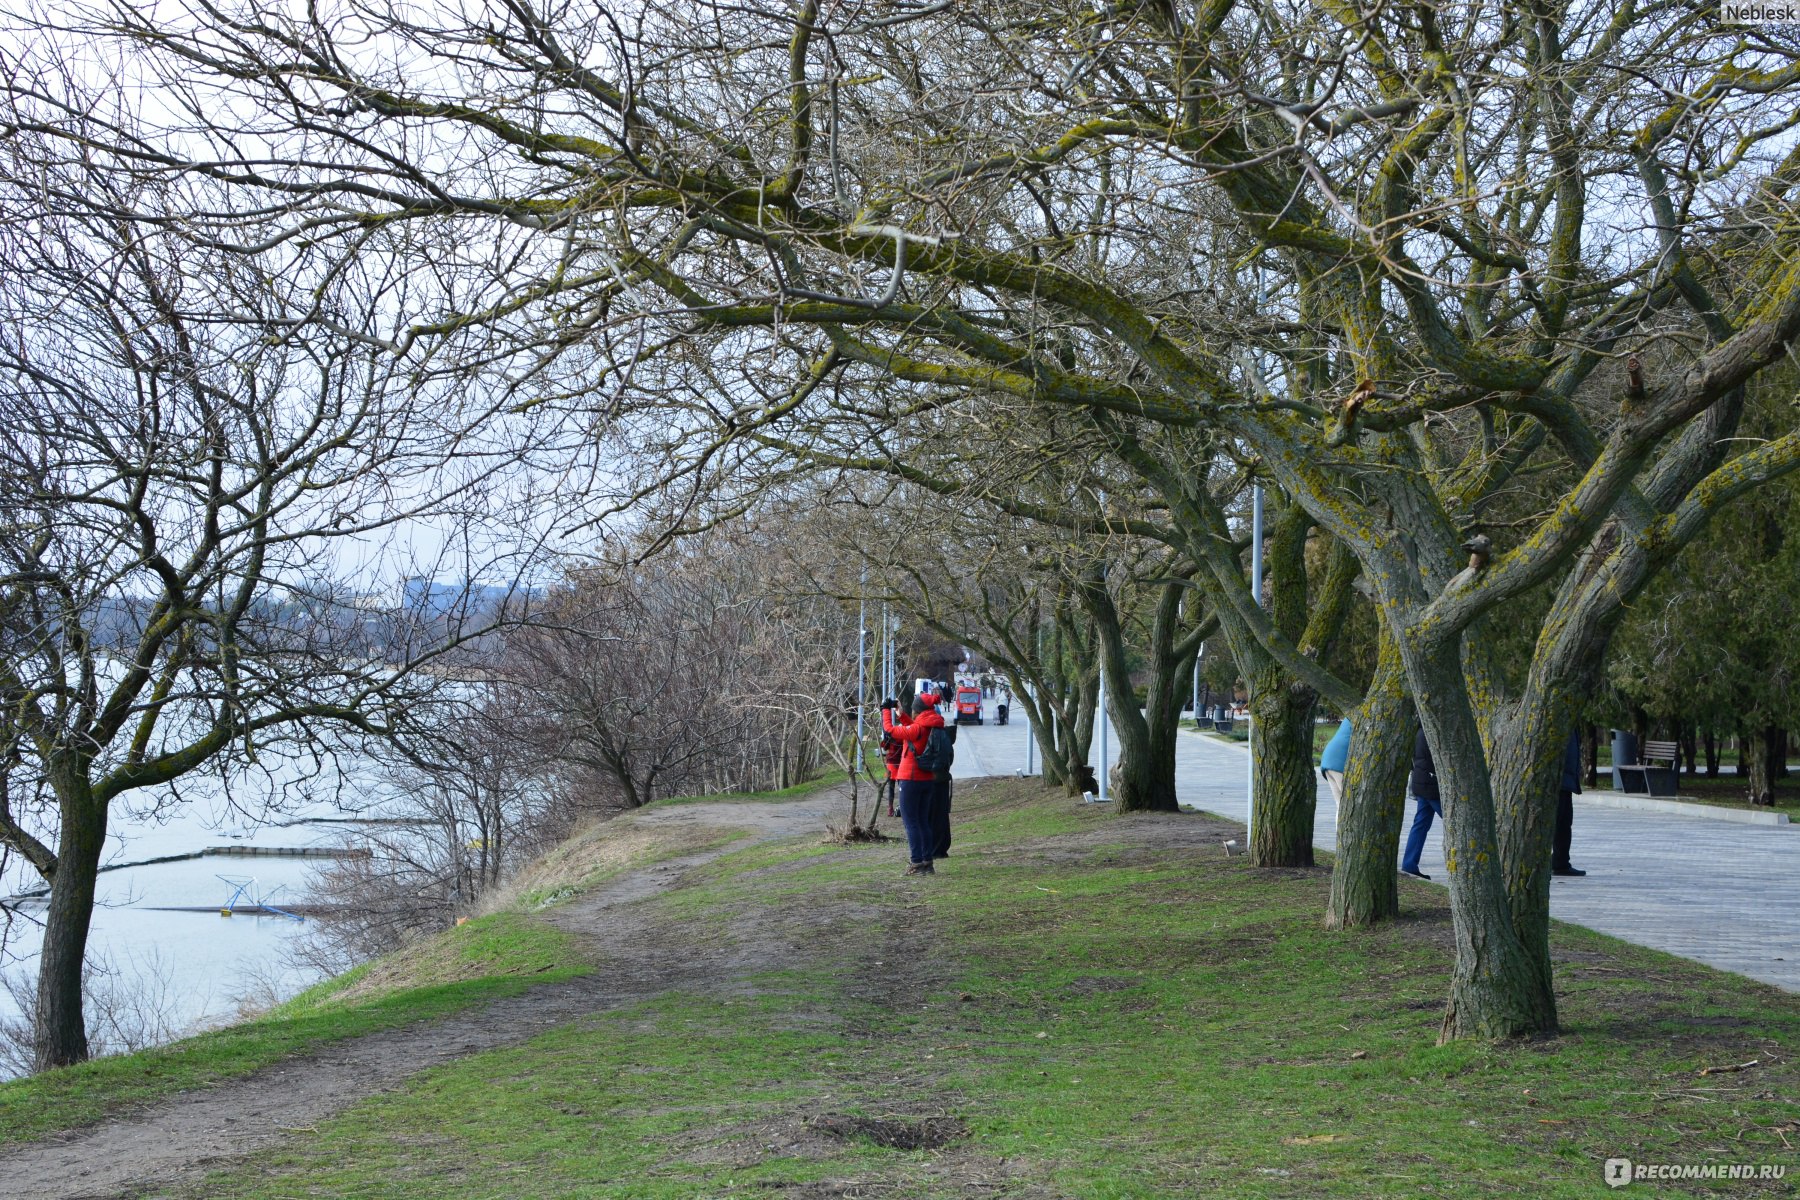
left=856, top=567, right=867, bottom=779
left=1247, top=485, right=1263, bottom=847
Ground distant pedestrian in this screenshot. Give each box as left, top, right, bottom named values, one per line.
left=882, top=691, right=947, bottom=875
left=1319, top=717, right=1352, bottom=805
left=1400, top=725, right=1440, bottom=880
left=1554, top=728, right=1586, bottom=877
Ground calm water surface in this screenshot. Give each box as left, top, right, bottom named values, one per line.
left=0, top=752, right=410, bottom=1076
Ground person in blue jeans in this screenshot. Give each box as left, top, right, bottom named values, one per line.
left=882, top=691, right=945, bottom=875
left=1401, top=725, right=1440, bottom=880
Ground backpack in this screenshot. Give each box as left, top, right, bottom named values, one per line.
left=913, top=726, right=955, bottom=775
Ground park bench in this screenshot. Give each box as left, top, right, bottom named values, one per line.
left=1614, top=738, right=1680, bottom=797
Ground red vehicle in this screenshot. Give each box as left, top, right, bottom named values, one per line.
left=954, top=685, right=984, bottom=725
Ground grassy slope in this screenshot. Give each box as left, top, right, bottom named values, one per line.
left=0, top=805, right=751, bottom=1146
left=175, top=779, right=1797, bottom=1199
left=0, top=911, right=591, bottom=1147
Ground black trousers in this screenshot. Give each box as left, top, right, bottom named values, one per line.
left=1554, top=789, right=1574, bottom=868
left=931, top=778, right=953, bottom=858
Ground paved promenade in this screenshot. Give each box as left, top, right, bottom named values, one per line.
left=953, top=705, right=1800, bottom=992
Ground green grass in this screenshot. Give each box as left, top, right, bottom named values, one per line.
left=164, top=779, right=1800, bottom=1198
left=0, top=910, right=590, bottom=1147
left=1, top=769, right=825, bottom=1145
left=1599, top=770, right=1800, bottom=815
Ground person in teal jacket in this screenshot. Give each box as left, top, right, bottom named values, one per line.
left=1319, top=718, right=1352, bottom=804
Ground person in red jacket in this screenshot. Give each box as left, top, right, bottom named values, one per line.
left=880, top=694, right=913, bottom=816
left=882, top=690, right=945, bottom=875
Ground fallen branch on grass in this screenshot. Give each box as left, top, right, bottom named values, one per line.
left=1697, top=1059, right=1760, bottom=1077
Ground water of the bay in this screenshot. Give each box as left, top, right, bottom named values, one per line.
left=0, top=749, right=408, bottom=1078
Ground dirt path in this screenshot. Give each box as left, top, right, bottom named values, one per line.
left=2, top=787, right=857, bottom=1200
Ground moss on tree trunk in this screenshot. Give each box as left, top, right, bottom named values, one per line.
left=1326, top=636, right=1412, bottom=929
left=1249, top=664, right=1318, bottom=867
left=1413, top=647, right=1558, bottom=1040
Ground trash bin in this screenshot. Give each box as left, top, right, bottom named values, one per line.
left=1610, top=729, right=1639, bottom=792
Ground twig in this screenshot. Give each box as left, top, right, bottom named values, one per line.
left=1697, top=1059, right=1760, bottom=1077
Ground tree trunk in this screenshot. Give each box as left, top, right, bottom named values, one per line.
left=1407, top=641, right=1557, bottom=1040
left=1704, top=729, right=1720, bottom=777
left=1039, top=731, right=1068, bottom=788
left=1140, top=706, right=1182, bottom=811
left=1583, top=724, right=1599, bottom=789
left=1206, top=569, right=1321, bottom=867
left=1487, top=699, right=1580, bottom=1036
left=1065, top=669, right=1099, bottom=795
left=1088, top=576, right=1192, bottom=814
left=1248, top=662, right=1318, bottom=867
left=1777, top=728, right=1790, bottom=780
left=1326, top=634, right=1413, bottom=929
left=1679, top=720, right=1697, bottom=775
left=1138, top=586, right=1203, bottom=814
left=35, top=777, right=107, bottom=1072
left=1088, top=584, right=1174, bottom=813
left=1747, top=727, right=1776, bottom=805
left=1008, top=679, right=1069, bottom=788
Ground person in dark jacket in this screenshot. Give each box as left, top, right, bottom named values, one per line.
left=1554, top=728, right=1586, bottom=877
left=931, top=741, right=954, bottom=861
left=1400, top=725, right=1440, bottom=880
left=882, top=692, right=946, bottom=875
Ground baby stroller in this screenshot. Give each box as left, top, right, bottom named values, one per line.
left=996, top=701, right=1009, bottom=725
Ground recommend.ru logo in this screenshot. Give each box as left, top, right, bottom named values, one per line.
left=1605, top=1158, right=1787, bottom=1187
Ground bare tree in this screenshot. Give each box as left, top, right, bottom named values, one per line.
left=36, top=0, right=1800, bottom=1041
left=0, top=156, right=548, bottom=1068
left=505, top=543, right=771, bottom=810
left=297, top=685, right=566, bottom=967
left=0, top=950, right=188, bottom=1077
